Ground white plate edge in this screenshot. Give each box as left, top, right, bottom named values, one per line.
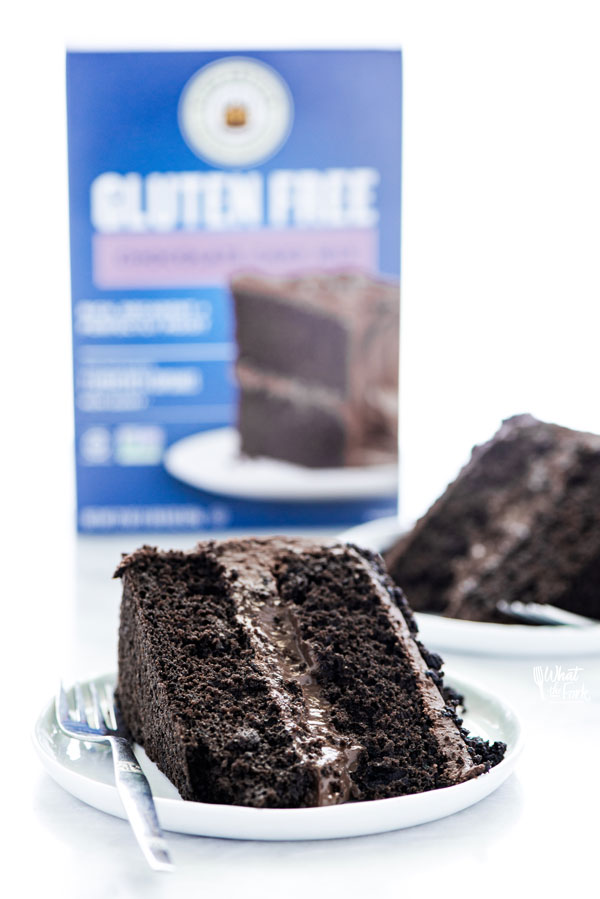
left=32, top=669, right=523, bottom=840
left=163, top=428, right=398, bottom=501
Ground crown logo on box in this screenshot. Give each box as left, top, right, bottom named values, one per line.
left=225, top=104, right=247, bottom=127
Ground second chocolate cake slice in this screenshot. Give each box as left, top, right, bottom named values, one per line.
left=384, top=413, right=600, bottom=622
left=115, top=538, right=504, bottom=808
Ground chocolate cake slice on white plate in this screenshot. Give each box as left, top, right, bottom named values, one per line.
left=115, top=537, right=504, bottom=808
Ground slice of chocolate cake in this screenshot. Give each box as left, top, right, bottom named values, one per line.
left=115, top=538, right=504, bottom=808
left=384, top=414, right=600, bottom=623
left=230, top=272, right=399, bottom=468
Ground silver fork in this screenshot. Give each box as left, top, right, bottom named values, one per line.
left=497, top=599, right=597, bottom=627
left=56, top=680, right=173, bottom=872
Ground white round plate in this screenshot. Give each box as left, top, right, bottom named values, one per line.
left=33, top=671, right=521, bottom=841
left=163, top=427, right=397, bottom=501
left=340, top=516, right=600, bottom=656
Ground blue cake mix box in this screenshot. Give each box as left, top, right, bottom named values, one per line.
left=67, top=50, right=402, bottom=532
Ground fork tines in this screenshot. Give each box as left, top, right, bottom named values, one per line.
left=57, top=680, right=116, bottom=737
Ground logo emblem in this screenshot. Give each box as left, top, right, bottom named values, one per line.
left=178, top=57, right=293, bottom=167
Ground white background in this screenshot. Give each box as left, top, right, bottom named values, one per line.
left=2, top=2, right=599, bottom=897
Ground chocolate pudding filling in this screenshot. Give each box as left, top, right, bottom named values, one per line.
left=216, top=541, right=363, bottom=805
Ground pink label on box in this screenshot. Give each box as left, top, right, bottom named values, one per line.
left=92, top=228, right=378, bottom=289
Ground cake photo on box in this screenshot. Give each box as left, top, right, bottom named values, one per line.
left=230, top=272, right=399, bottom=469
left=115, top=538, right=504, bottom=808
left=384, top=413, right=600, bottom=624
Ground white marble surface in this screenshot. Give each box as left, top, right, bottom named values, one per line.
left=13, top=531, right=599, bottom=899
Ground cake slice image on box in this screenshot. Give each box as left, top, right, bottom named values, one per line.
left=231, top=271, right=400, bottom=469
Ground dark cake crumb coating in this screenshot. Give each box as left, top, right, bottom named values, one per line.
left=115, top=538, right=504, bottom=807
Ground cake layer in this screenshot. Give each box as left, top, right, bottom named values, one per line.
left=236, top=363, right=397, bottom=468
left=231, top=271, right=399, bottom=395
left=238, top=380, right=346, bottom=468
left=384, top=414, right=600, bottom=622
left=234, top=287, right=349, bottom=393
left=115, top=538, right=504, bottom=808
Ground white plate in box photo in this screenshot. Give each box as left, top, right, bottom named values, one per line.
left=339, top=517, right=600, bottom=657
left=163, top=427, right=398, bottom=501
left=33, top=671, right=522, bottom=842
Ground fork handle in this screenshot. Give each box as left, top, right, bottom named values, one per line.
left=109, top=737, right=173, bottom=872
